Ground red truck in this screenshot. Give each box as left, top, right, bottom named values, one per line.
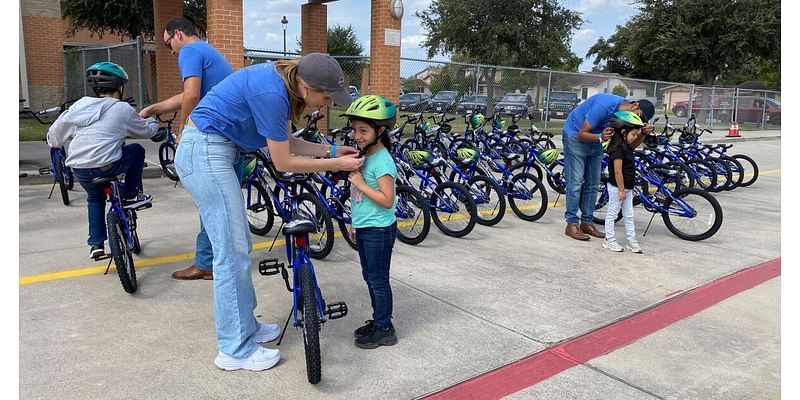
left=671, top=95, right=780, bottom=125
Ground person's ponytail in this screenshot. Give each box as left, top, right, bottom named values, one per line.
left=273, top=59, right=307, bottom=125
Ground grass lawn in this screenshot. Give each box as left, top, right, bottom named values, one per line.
left=19, top=118, right=49, bottom=142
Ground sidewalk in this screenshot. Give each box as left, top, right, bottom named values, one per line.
left=18, top=129, right=780, bottom=186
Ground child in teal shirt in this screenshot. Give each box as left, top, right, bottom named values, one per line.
left=343, top=95, right=399, bottom=349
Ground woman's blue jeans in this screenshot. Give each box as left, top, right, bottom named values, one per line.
left=175, top=125, right=258, bottom=358
left=562, top=134, right=604, bottom=224
left=355, top=222, right=397, bottom=331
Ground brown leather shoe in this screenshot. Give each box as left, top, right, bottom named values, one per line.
left=565, top=223, right=590, bottom=241
left=172, top=265, right=213, bottom=280
left=580, top=223, right=605, bottom=239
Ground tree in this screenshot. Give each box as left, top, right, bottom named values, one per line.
left=401, top=78, right=427, bottom=93
left=327, top=24, right=365, bottom=89
left=586, top=0, right=780, bottom=86
left=61, top=0, right=207, bottom=40
left=612, top=84, right=628, bottom=97
left=416, top=0, right=583, bottom=114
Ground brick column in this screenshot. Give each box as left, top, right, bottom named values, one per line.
left=207, top=0, right=244, bottom=70
left=369, top=0, right=401, bottom=104
left=152, top=0, right=183, bottom=102
left=301, top=3, right=328, bottom=55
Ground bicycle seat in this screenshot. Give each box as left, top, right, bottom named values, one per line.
left=651, top=167, right=681, bottom=177
left=265, top=160, right=310, bottom=184
left=91, top=176, right=120, bottom=187
left=717, top=143, right=733, bottom=149
left=634, top=149, right=652, bottom=157
left=282, top=218, right=317, bottom=236
left=500, top=153, right=522, bottom=162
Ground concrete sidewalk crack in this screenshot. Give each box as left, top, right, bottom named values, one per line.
left=583, top=362, right=667, bottom=399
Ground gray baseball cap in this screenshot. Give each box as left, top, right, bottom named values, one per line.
left=297, top=53, right=353, bottom=107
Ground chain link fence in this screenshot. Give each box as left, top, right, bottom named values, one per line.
left=63, top=37, right=155, bottom=108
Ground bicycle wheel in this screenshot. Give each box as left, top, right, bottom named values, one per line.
left=505, top=140, right=530, bottom=162
left=685, top=158, right=717, bottom=192
left=661, top=161, right=695, bottom=190
left=507, top=172, right=548, bottom=222
left=65, top=167, right=75, bottom=190
left=545, top=162, right=567, bottom=194
left=732, top=154, right=759, bottom=187
left=296, top=193, right=335, bottom=259
left=54, top=159, right=70, bottom=206
left=720, top=156, right=744, bottom=191
left=159, top=142, right=180, bottom=181
left=430, top=181, right=477, bottom=237
left=334, top=191, right=357, bottom=250
left=129, top=209, right=141, bottom=254
left=107, top=210, right=137, bottom=293
left=661, top=187, right=723, bottom=241
left=467, top=175, right=505, bottom=226
left=242, top=180, right=275, bottom=236
left=395, top=185, right=431, bottom=245
left=298, top=265, right=322, bottom=384
left=707, top=158, right=732, bottom=192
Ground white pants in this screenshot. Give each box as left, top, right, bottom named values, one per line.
left=604, top=183, right=636, bottom=242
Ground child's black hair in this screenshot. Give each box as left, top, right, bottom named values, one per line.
left=350, top=117, right=393, bottom=151
left=606, top=126, right=636, bottom=154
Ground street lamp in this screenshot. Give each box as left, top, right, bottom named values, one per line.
left=281, top=16, right=288, bottom=58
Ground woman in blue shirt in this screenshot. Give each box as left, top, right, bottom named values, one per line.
left=175, top=53, right=362, bottom=372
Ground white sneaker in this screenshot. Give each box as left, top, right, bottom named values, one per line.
left=253, top=322, right=281, bottom=343
left=626, top=240, right=643, bottom=254
left=603, top=239, right=624, bottom=252
left=214, top=346, right=281, bottom=371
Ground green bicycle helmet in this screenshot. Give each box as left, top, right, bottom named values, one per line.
left=536, top=148, right=560, bottom=165
left=242, top=156, right=257, bottom=179
left=609, top=110, right=645, bottom=130
left=86, top=62, right=129, bottom=95
left=420, top=121, right=431, bottom=133
left=342, top=95, right=397, bottom=127
left=407, top=150, right=434, bottom=166
left=469, top=113, right=485, bottom=129
left=455, top=147, right=480, bottom=164
left=494, top=119, right=507, bottom=131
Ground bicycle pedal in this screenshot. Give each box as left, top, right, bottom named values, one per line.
left=93, top=254, right=111, bottom=261
left=325, top=301, right=348, bottom=320
left=133, top=203, right=153, bottom=211
left=258, top=258, right=283, bottom=276
left=38, top=167, right=53, bottom=175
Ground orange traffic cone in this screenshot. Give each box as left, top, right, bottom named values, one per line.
left=726, top=121, right=740, bottom=138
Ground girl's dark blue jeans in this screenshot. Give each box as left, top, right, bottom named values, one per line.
left=355, top=222, right=397, bottom=331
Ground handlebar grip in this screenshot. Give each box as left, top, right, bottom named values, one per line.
left=445, top=117, right=455, bottom=123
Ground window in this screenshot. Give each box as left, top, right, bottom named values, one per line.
left=581, top=88, right=588, bottom=99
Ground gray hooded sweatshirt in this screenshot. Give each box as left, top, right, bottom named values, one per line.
left=46, top=96, right=160, bottom=169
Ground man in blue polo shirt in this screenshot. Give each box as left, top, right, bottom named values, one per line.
left=139, top=17, right=242, bottom=282
left=561, top=93, right=654, bottom=241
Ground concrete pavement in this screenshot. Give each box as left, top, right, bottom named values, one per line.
left=19, top=139, right=781, bottom=399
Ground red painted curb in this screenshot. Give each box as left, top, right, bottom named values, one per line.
left=422, top=258, right=781, bottom=400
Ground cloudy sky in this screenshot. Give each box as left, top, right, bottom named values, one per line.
left=242, top=0, right=636, bottom=72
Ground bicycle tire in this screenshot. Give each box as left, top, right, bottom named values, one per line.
left=508, top=172, right=548, bottom=222
left=395, top=185, right=431, bottom=245
left=296, top=192, right=335, bottom=259
left=298, top=265, right=322, bottom=384
left=334, top=191, right=357, bottom=250
left=54, top=159, right=70, bottom=206
left=159, top=142, right=180, bottom=182
left=107, top=210, right=137, bottom=293
left=732, top=154, right=759, bottom=187
left=65, top=167, right=74, bottom=190
left=707, top=158, right=732, bottom=192
left=430, top=181, right=477, bottom=237
left=545, top=162, right=567, bottom=194
left=720, top=156, right=744, bottom=191
left=505, top=140, right=530, bottom=162
left=685, top=158, right=717, bottom=192
left=243, top=180, right=275, bottom=236
left=510, top=161, right=544, bottom=182
left=467, top=175, right=505, bottom=226
left=661, top=187, right=723, bottom=241
left=661, top=161, right=695, bottom=190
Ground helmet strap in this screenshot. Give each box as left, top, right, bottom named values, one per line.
left=357, top=125, right=386, bottom=157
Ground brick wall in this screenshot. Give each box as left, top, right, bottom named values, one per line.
left=369, top=0, right=401, bottom=104
left=207, top=0, right=243, bottom=70
left=153, top=0, right=183, bottom=104
left=301, top=3, right=329, bottom=131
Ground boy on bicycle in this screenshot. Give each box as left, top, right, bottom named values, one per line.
left=47, top=62, right=163, bottom=259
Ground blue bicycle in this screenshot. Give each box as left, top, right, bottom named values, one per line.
left=257, top=168, right=348, bottom=385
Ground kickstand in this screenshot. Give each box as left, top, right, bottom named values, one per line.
left=47, top=181, right=56, bottom=199
left=643, top=212, right=657, bottom=237
left=173, top=180, right=179, bottom=189
left=555, top=192, right=561, bottom=207
left=103, top=258, right=113, bottom=274
left=268, top=222, right=284, bottom=252
left=276, top=306, right=294, bottom=346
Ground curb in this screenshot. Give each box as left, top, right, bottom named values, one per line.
left=19, top=166, right=165, bottom=186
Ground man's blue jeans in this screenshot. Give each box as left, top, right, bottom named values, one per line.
left=355, top=222, right=397, bottom=331
left=562, top=134, right=604, bottom=224
left=175, top=126, right=258, bottom=358
left=73, top=143, right=145, bottom=246
left=194, top=154, right=245, bottom=272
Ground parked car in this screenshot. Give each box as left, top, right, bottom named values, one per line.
left=544, top=91, right=580, bottom=120
left=399, top=92, right=431, bottom=112
left=455, top=95, right=488, bottom=114
left=494, top=93, right=533, bottom=116
left=348, top=86, right=360, bottom=98
left=672, top=95, right=780, bottom=124
left=428, top=91, right=460, bottom=113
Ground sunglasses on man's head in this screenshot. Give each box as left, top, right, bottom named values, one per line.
left=165, top=31, right=177, bottom=51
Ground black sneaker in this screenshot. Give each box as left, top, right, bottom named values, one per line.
left=355, top=326, right=397, bottom=349
left=354, top=320, right=374, bottom=339
left=124, top=193, right=153, bottom=209
left=89, top=245, right=105, bottom=260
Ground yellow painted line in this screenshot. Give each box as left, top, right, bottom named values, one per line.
left=758, top=169, right=780, bottom=176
